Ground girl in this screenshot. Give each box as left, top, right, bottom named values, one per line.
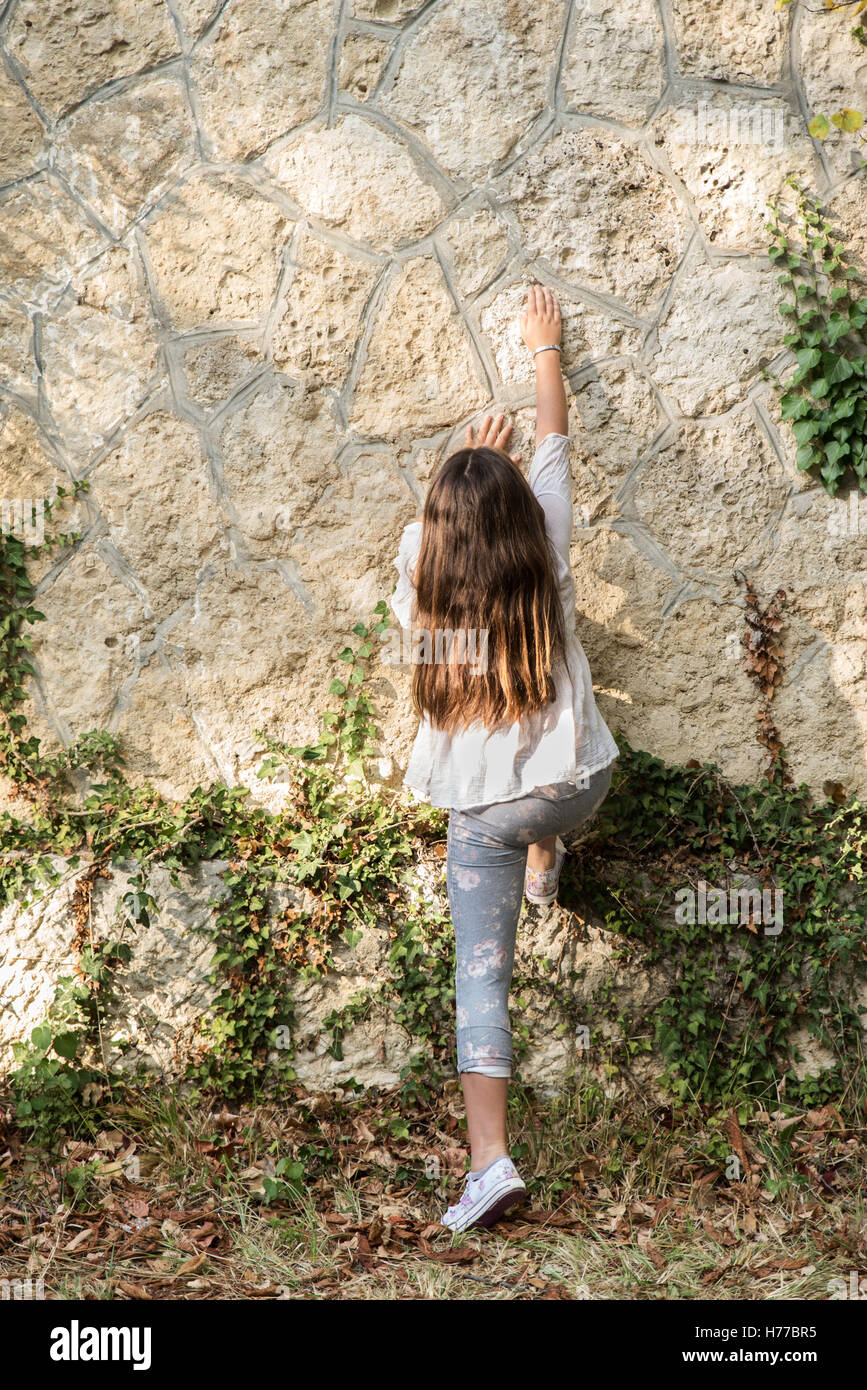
left=389, top=284, right=619, bottom=1233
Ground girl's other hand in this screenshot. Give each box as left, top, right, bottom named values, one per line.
left=464, top=412, right=522, bottom=464
left=520, top=283, right=562, bottom=351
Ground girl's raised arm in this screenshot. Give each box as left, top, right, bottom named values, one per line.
left=520, top=284, right=567, bottom=447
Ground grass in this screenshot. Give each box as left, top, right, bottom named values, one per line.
left=1, top=1075, right=864, bottom=1301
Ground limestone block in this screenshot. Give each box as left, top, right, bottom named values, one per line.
left=828, top=173, right=867, bottom=278
left=771, top=625, right=867, bottom=798
left=0, top=178, right=107, bottom=311
left=0, top=71, right=44, bottom=184
left=581, top=529, right=766, bottom=783
left=380, top=0, right=567, bottom=180
left=753, top=381, right=816, bottom=491
left=113, top=657, right=219, bottom=797
left=218, top=379, right=343, bottom=557
left=71, top=243, right=155, bottom=327
left=479, top=281, right=644, bottom=387
left=270, top=228, right=379, bottom=389
left=569, top=365, right=664, bottom=485
left=183, top=335, right=263, bottom=408
left=289, top=990, right=415, bottom=1091
left=173, top=0, right=220, bottom=37
left=191, top=0, right=333, bottom=161
left=501, top=130, right=688, bottom=317
left=571, top=529, right=675, bottom=757
left=761, top=488, right=867, bottom=644
left=338, top=32, right=391, bottom=102
left=350, top=257, right=488, bottom=440
left=439, top=206, right=511, bottom=298
left=0, top=405, right=88, bottom=592
left=658, top=96, right=818, bottom=251
left=573, top=524, right=676, bottom=655
left=54, top=77, right=198, bottom=236
left=0, top=304, right=36, bottom=397
left=633, top=413, right=790, bottom=578
left=670, top=0, right=788, bottom=84
left=351, top=0, right=423, bottom=18
left=144, top=175, right=292, bottom=328
left=275, top=919, right=406, bottom=1090
left=0, top=862, right=81, bottom=1068
left=29, top=547, right=150, bottom=736
left=41, top=306, right=160, bottom=456
left=650, top=255, right=784, bottom=417
left=515, top=906, right=669, bottom=1093
left=90, top=413, right=223, bottom=619
left=0, top=858, right=224, bottom=1077
left=0, top=405, right=60, bottom=502
left=266, top=115, right=445, bottom=252
left=94, top=861, right=223, bottom=1075
left=403, top=443, right=445, bottom=489
left=561, top=0, right=665, bottom=127
left=292, top=449, right=413, bottom=623
left=6, top=0, right=179, bottom=119
left=172, top=561, right=316, bottom=785
left=799, top=7, right=867, bottom=177
left=787, top=1025, right=840, bottom=1082
left=373, top=659, right=419, bottom=773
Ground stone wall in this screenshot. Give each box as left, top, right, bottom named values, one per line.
left=2, top=0, right=867, bottom=1092
left=2, top=843, right=858, bottom=1089
left=1, top=850, right=672, bottom=1092
left=0, top=0, right=865, bottom=800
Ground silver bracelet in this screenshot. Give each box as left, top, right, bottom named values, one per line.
left=532, top=344, right=562, bottom=358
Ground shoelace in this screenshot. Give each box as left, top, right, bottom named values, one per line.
left=444, top=1189, right=470, bottom=1220
left=448, top=1172, right=490, bottom=1219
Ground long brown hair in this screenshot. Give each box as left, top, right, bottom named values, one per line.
left=409, top=446, right=566, bottom=735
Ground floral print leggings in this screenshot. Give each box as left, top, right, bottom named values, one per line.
left=446, top=763, right=615, bottom=1079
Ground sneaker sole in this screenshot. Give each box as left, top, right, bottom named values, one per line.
left=524, top=888, right=559, bottom=905
left=443, top=1178, right=527, bottom=1233
left=473, top=1186, right=527, bottom=1229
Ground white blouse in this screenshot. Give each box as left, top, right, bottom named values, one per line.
left=388, top=432, right=620, bottom=810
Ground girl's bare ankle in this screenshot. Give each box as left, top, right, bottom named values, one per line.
left=471, top=1145, right=509, bottom=1174
left=527, top=839, right=556, bottom=873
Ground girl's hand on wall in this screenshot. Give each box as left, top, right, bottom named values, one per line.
left=464, top=412, right=522, bottom=464
left=520, top=283, right=562, bottom=350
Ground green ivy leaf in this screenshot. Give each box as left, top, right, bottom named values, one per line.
left=53, top=1031, right=80, bottom=1060
left=791, top=418, right=822, bottom=444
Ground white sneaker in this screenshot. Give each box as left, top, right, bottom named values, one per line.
left=440, top=1155, right=527, bottom=1233
left=524, top=837, right=567, bottom=905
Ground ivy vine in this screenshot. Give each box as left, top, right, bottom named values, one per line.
left=765, top=175, right=867, bottom=494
